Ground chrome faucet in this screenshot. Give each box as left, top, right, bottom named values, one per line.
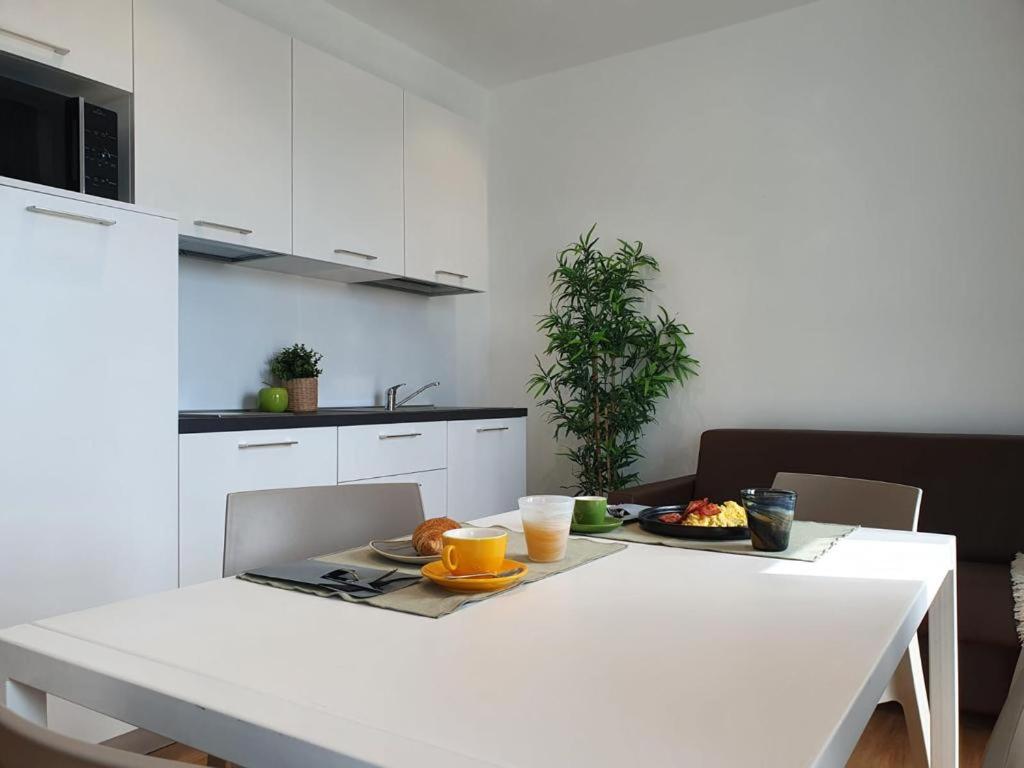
left=385, top=381, right=440, bottom=411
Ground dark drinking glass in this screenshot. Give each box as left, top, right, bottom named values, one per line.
left=740, top=488, right=797, bottom=552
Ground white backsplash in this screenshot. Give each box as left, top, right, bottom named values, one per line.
left=178, top=256, right=478, bottom=410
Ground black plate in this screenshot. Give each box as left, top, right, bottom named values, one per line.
left=638, top=506, right=750, bottom=541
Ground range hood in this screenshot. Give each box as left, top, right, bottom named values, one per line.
left=178, top=236, right=479, bottom=296
left=357, top=275, right=476, bottom=296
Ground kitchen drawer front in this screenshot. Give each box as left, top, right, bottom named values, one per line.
left=447, top=418, right=526, bottom=522
left=337, top=421, right=446, bottom=482
left=341, top=469, right=447, bottom=520
left=179, top=428, right=338, bottom=586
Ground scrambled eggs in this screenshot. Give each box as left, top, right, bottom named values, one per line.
left=682, top=500, right=747, bottom=527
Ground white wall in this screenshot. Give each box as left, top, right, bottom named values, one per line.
left=179, top=258, right=493, bottom=408
left=179, top=1, right=492, bottom=409
left=488, top=0, right=1024, bottom=493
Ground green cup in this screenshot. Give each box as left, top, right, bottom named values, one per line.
left=573, top=496, right=608, bottom=525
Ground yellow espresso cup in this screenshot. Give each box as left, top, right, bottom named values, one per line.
left=441, top=528, right=508, bottom=575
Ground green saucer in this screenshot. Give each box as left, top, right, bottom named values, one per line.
left=570, top=516, right=623, bottom=534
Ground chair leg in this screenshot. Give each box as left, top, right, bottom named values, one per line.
left=892, top=635, right=931, bottom=768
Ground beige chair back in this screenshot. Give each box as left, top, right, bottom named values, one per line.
left=223, top=483, right=426, bottom=577
left=772, top=472, right=922, bottom=531
left=0, top=704, right=176, bottom=767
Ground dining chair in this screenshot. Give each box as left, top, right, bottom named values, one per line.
left=0, top=703, right=179, bottom=767
left=223, top=482, right=426, bottom=577
left=773, top=472, right=928, bottom=768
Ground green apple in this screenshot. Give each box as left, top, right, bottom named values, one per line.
left=258, top=386, right=288, bottom=413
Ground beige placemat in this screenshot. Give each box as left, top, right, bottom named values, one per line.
left=582, top=520, right=857, bottom=562
left=238, top=530, right=625, bottom=619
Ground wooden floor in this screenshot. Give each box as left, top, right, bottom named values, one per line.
left=847, top=703, right=994, bottom=768
left=151, top=742, right=208, bottom=764
left=151, top=703, right=994, bottom=767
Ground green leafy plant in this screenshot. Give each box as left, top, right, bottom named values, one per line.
left=269, top=343, right=324, bottom=381
left=527, top=226, right=699, bottom=495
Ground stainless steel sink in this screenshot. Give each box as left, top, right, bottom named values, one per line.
left=316, top=405, right=438, bottom=413
left=181, top=405, right=439, bottom=418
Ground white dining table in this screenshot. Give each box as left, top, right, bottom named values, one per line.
left=0, top=511, right=958, bottom=768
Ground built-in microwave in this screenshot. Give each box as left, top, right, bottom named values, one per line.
left=0, top=74, right=120, bottom=200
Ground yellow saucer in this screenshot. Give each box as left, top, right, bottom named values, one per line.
left=421, top=559, right=529, bottom=593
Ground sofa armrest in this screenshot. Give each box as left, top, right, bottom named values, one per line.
left=608, top=474, right=697, bottom=507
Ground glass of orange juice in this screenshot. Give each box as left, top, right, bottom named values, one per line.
left=519, top=495, right=574, bottom=563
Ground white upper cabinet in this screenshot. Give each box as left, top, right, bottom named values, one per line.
left=133, top=0, right=292, bottom=254
left=0, top=0, right=132, bottom=91
left=292, top=41, right=404, bottom=276
left=404, top=93, right=488, bottom=292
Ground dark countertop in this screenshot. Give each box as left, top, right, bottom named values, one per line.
left=179, top=406, right=528, bottom=434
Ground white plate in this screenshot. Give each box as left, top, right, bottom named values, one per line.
left=368, top=538, right=440, bottom=564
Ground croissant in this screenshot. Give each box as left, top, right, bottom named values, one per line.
left=411, top=517, right=460, bottom=556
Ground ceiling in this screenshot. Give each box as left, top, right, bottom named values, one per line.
left=325, top=0, right=820, bottom=87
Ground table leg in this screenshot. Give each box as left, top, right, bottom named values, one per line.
left=929, top=567, right=959, bottom=768
left=4, top=680, right=47, bottom=727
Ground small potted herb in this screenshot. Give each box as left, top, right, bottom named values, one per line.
left=269, top=343, right=324, bottom=413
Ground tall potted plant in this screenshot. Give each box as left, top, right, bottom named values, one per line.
left=528, top=226, right=699, bottom=495
left=270, top=343, right=324, bottom=413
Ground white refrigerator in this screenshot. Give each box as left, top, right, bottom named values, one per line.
left=0, top=178, right=178, bottom=741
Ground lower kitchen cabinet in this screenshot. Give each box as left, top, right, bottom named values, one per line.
left=178, top=428, right=338, bottom=586
left=337, top=421, right=446, bottom=482
left=341, top=469, right=447, bottom=520
left=446, top=419, right=527, bottom=521
left=178, top=417, right=526, bottom=583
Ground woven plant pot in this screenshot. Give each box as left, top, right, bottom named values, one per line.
left=285, top=377, right=318, bottom=413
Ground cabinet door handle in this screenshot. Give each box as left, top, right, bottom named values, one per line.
left=194, top=219, right=253, bottom=235
left=435, top=269, right=468, bottom=279
left=334, top=249, right=378, bottom=261
left=476, top=426, right=510, bottom=433
left=379, top=432, right=423, bottom=440
left=0, top=26, right=70, bottom=55
left=238, top=440, right=299, bottom=449
left=26, top=205, right=115, bottom=226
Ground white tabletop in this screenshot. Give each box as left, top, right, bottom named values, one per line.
left=0, top=512, right=957, bottom=768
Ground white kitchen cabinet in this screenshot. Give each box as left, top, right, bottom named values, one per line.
left=337, top=421, right=446, bottom=482
left=179, top=416, right=523, bottom=583
left=404, top=93, right=488, bottom=292
left=0, top=180, right=177, bottom=741
left=446, top=418, right=526, bottom=521
left=133, top=0, right=292, bottom=254
left=178, top=428, right=338, bottom=586
left=342, top=469, right=447, bottom=520
left=292, top=41, right=404, bottom=277
left=0, top=182, right=178, bottom=628
left=0, top=0, right=132, bottom=91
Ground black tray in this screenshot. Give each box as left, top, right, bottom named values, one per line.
left=638, top=506, right=750, bottom=541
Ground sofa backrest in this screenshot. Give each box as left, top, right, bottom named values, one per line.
left=693, top=429, right=1024, bottom=563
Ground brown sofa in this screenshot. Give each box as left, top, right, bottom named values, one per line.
left=608, top=428, right=1023, bottom=717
